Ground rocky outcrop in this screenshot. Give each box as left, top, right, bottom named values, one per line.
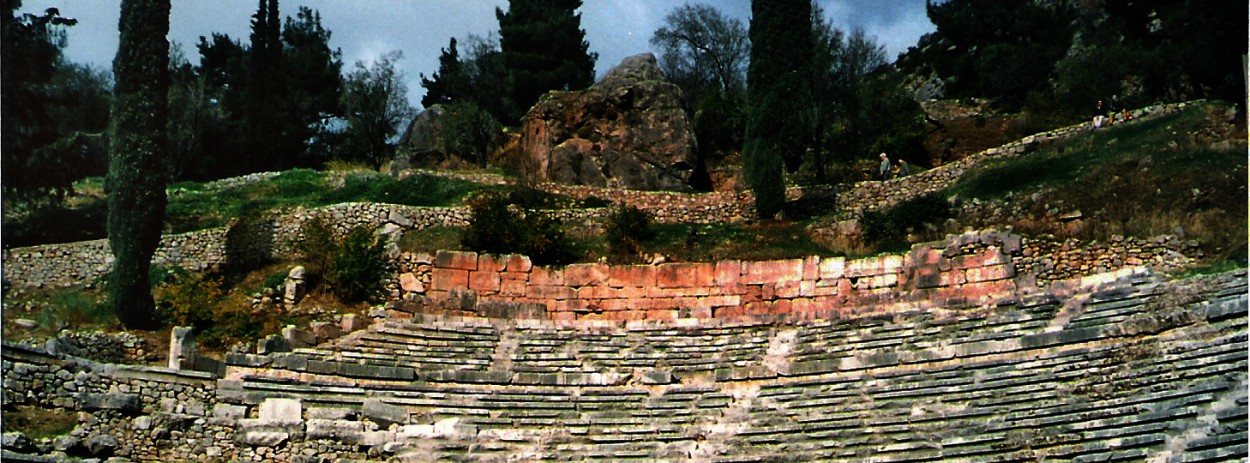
left=520, top=53, right=698, bottom=191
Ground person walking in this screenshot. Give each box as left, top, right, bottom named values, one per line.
left=878, top=153, right=892, bottom=181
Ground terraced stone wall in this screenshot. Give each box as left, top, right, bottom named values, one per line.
left=423, top=230, right=1024, bottom=321
left=833, top=101, right=1198, bottom=216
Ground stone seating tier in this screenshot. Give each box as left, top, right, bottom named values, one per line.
left=3, top=270, right=1243, bottom=462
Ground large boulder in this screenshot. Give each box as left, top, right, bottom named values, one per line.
left=393, top=105, right=452, bottom=173
left=394, top=104, right=506, bottom=174
left=519, top=53, right=698, bottom=191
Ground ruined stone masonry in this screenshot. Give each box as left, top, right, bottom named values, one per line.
left=4, top=265, right=1245, bottom=462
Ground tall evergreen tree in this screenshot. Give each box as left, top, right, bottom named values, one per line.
left=281, top=6, right=343, bottom=164
left=420, top=37, right=471, bottom=108
left=744, top=0, right=811, bottom=218
left=495, top=0, right=597, bottom=123
left=1, top=1, right=85, bottom=201
left=244, top=0, right=289, bottom=171
left=108, top=0, right=170, bottom=330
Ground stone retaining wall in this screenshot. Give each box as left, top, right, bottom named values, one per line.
left=421, top=230, right=1024, bottom=322
left=832, top=101, right=1198, bottom=217
left=1, top=344, right=223, bottom=461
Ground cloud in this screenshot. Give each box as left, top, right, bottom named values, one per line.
left=29, top=0, right=935, bottom=110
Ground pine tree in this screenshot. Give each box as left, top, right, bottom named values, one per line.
left=743, top=0, right=811, bottom=218
left=496, top=0, right=597, bottom=123
left=420, top=37, right=470, bottom=108
left=108, top=0, right=170, bottom=330
left=244, top=0, right=289, bottom=171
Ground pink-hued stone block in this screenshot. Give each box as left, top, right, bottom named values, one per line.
left=469, top=271, right=501, bottom=293
left=500, top=279, right=528, bottom=297
left=529, top=285, right=576, bottom=300
left=803, top=256, right=821, bottom=281
left=715, top=260, right=742, bottom=286
left=436, top=250, right=478, bottom=271
left=565, top=263, right=609, bottom=287
left=505, top=254, right=533, bottom=273
left=478, top=254, right=507, bottom=272
left=965, top=263, right=1015, bottom=283
left=742, top=259, right=804, bottom=285
left=656, top=263, right=715, bottom=288
left=775, top=281, right=803, bottom=299
left=818, top=257, right=846, bottom=280
left=609, top=266, right=655, bottom=288
left=529, top=266, right=565, bottom=286
left=431, top=268, right=469, bottom=290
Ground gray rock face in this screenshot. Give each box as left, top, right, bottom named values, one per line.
left=84, top=434, right=118, bottom=457
left=393, top=105, right=450, bottom=173
left=519, top=53, right=698, bottom=191
left=362, top=399, right=409, bottom=427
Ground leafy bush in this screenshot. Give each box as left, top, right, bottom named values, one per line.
left=33, top=289, right=115, bottom=331
left=861, top=192, right=955, bottom=252
left=153, top=267, right=225, bottom=331
left=442, top=102, right=503, bottom=167
left=295, top=218, right=392, bottom=302
left=326, top=226, right=392, bottom=302
left=604, top=205, right=654, bottom=261
left=461, top=193, right=576, bottom=265
left=223, top=214, right=275, bottom=276
left=296, top=217, right=336, bottom=278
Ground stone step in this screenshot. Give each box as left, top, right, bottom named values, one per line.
left=1168, top=443, right=1249, bottom=463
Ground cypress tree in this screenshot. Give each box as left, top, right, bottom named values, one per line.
left=744, top=0, right=812, bottom=218
left=496, top=0, right=597, bottom=123
left=108, top=0, right=170, bottom=329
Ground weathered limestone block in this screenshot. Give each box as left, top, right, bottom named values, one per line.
left=306, top=419, right=368, bottom=441
left=340, top=313, right=370, bottom=333
left=362, top=399, right=409, bottom=427
left=282, top=325, right=317, bottom=349
left=257, top=334, right=291, bottom=355
left=79, top=392, right=141, bottom=413
left=236, top=430, right=289, bottom=447
left=284, top=265, right=306, bottom=305
left=168, top=326, right=196, bottom=370
left=309, top=321, right=341, bottom=342
left=258, top=398, right=303, bottom=426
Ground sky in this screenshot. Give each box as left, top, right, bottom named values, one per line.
left=22, top=0, right=935, bottom=110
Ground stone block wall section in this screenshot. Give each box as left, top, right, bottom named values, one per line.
left=424, top=230, right=1024, bottom=322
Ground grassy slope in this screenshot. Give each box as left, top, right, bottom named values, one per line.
left=949, top=102, right=1247, bottom=269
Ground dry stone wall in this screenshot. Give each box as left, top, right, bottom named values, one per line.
left=832, top=101, right=1198, bottom=216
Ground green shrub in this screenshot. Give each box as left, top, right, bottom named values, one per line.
left=461, top=193, right=576, bottom=265
left=153, top=268, right=224, bottom=331
left=604, top=205, right=654, bottom=261
left=861, top=192, right=955, bottom=252
left=326, top=226, right=392, bottom=303
left=296, top=217, right=336, bottom=277
left=224, top=215, right=275, bottom=275
left=33, top=289, right=115, bottom=331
